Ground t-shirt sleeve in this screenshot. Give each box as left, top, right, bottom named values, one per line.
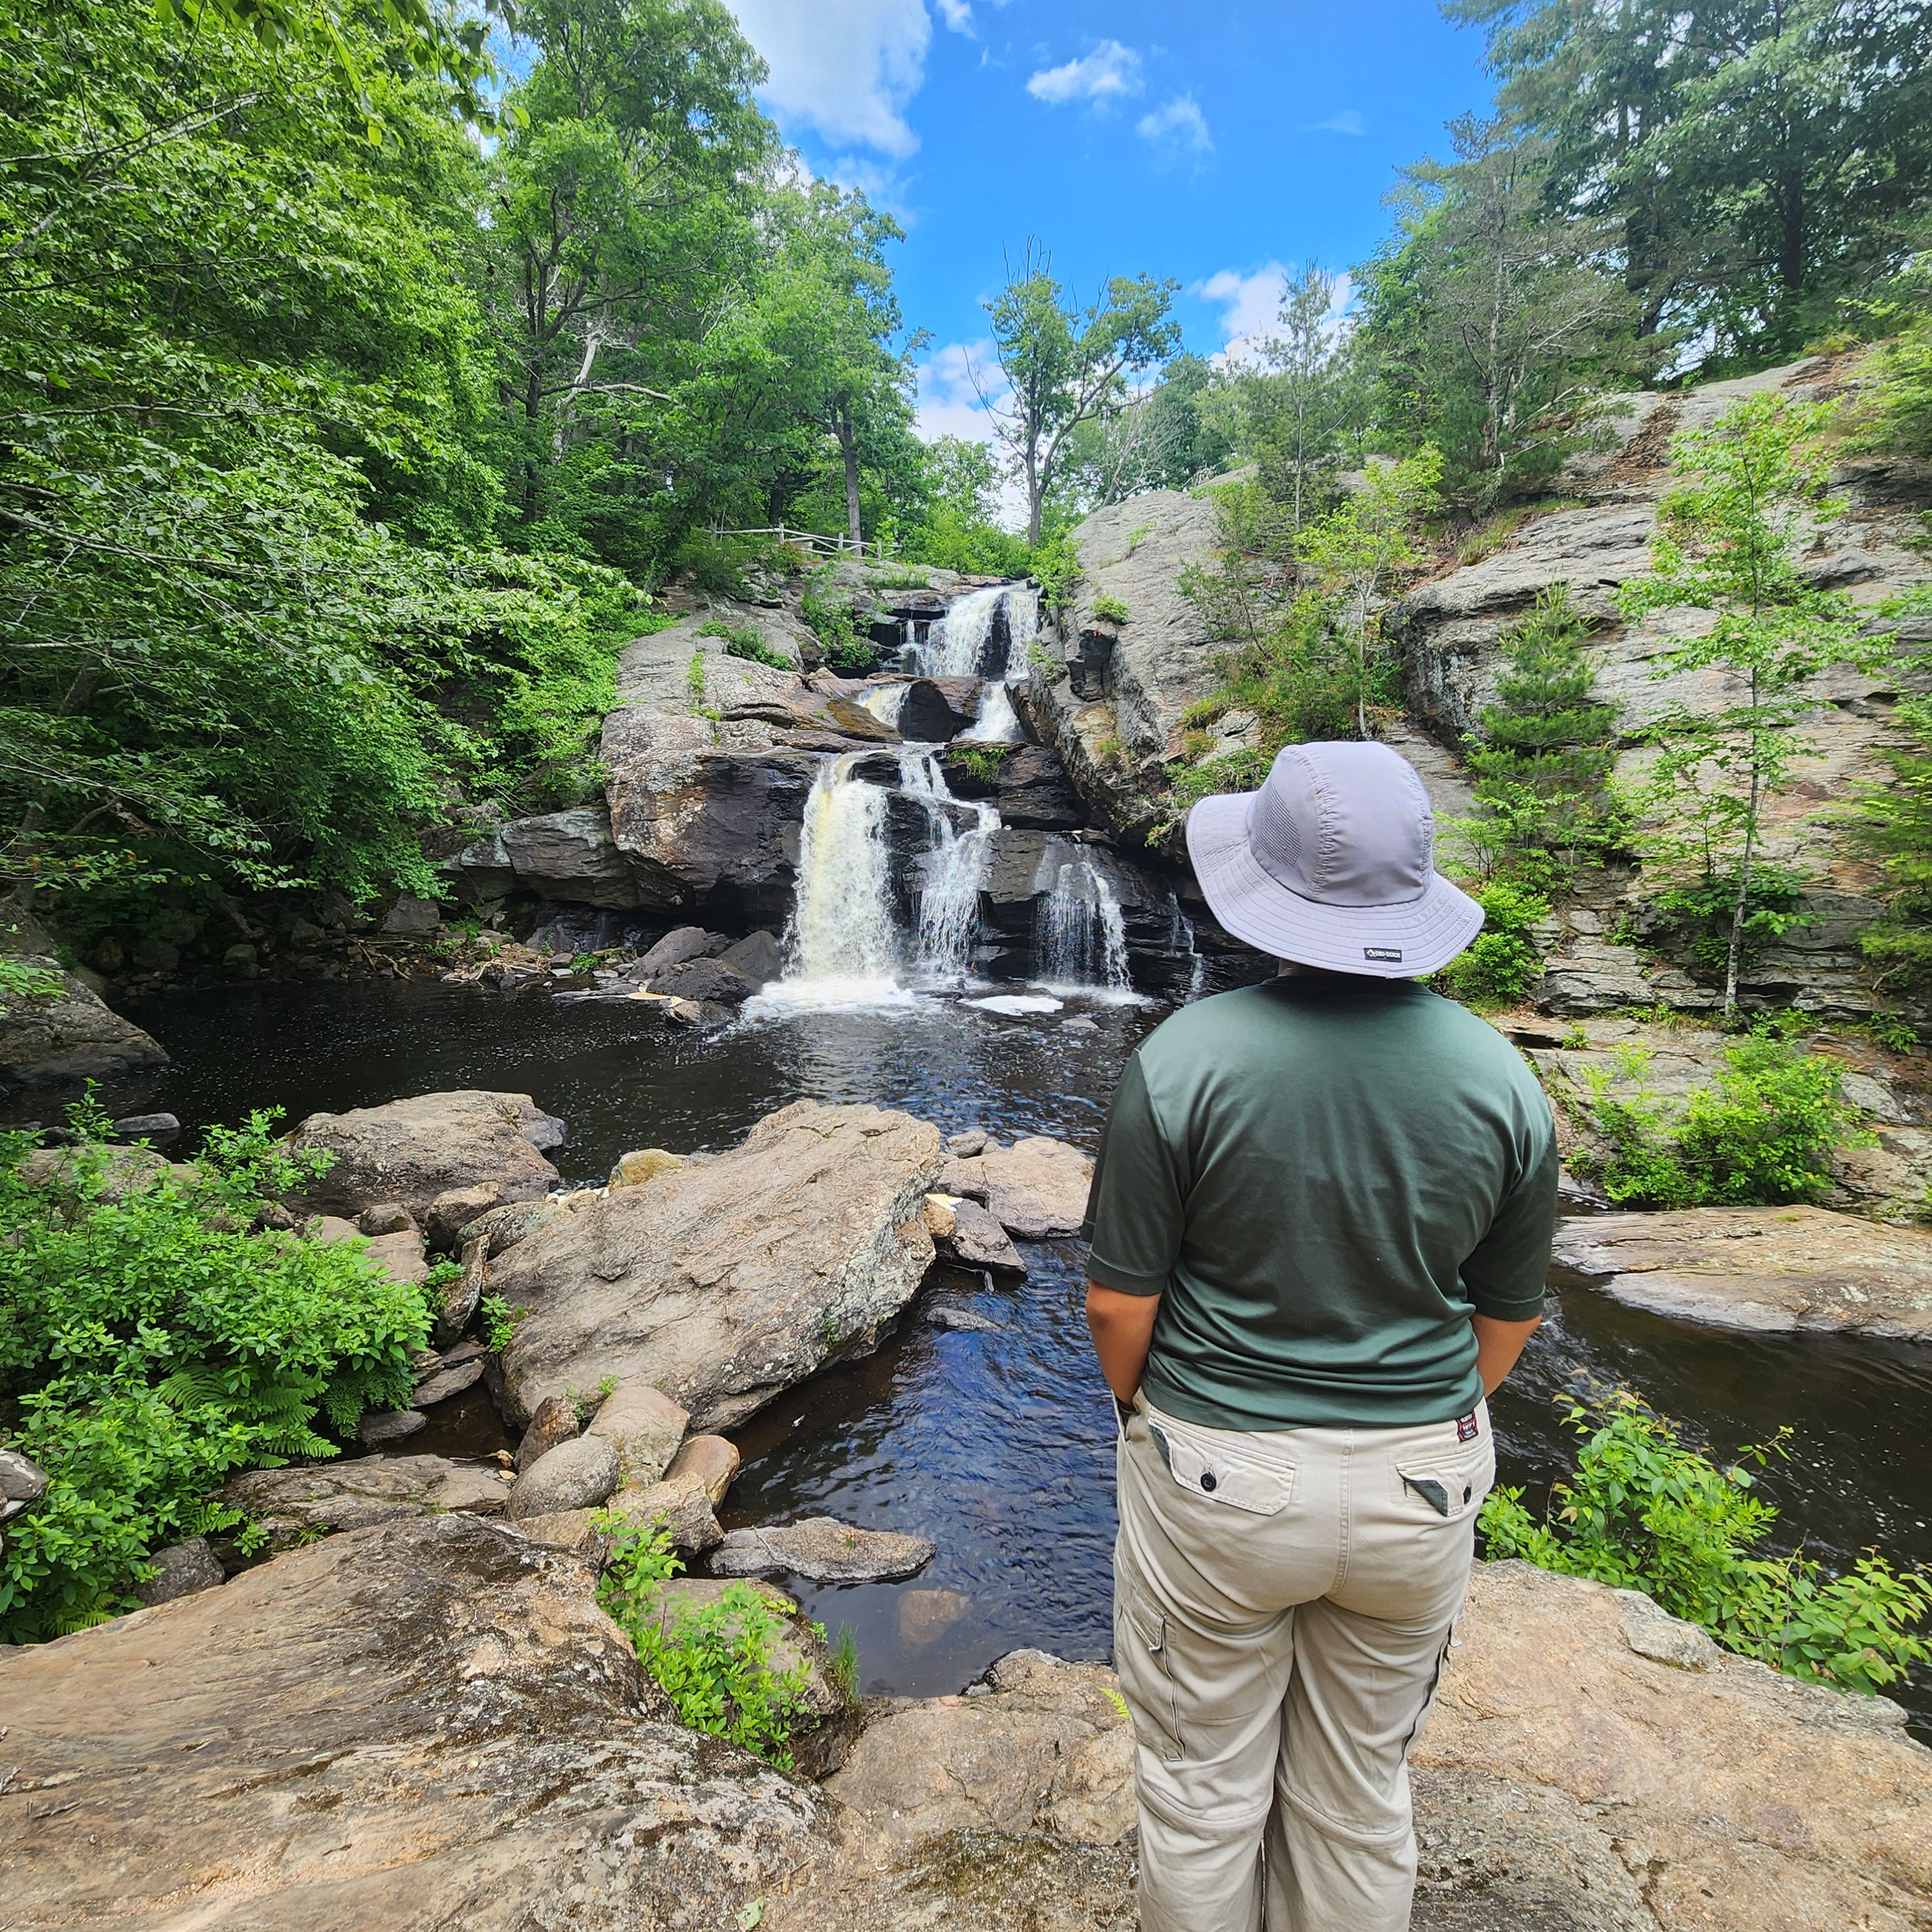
left=1082, top=1052, right=1185, bottom=1297
left=1459, top=1097, right=1560, bottom=1321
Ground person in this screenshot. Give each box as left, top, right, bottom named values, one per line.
left=1082, top=739, right=1557, bottom=1932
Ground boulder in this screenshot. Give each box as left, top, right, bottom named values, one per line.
left=20, top=1142, right=170, bottom=1200
left=663, top=1433, right=740, bottom=1506
left=426, top=1182, right=501, bottom=1251
left=945, top=1129, right=989, bottom=1157
left=926, top=1193, right=1026, bottom=1275
left=381, top=894, right=442, bottom=936
left=1408, top=1559, right=1932, bottom=1930
left=609, top=1146, right=686, bottom=1188
left=650, top=956, right=755, bottom=1005
left=499, top=807, right=641, bottom=909
left=710, top=1516, right=936, bottom=1584
left=286, top=1089, right=564, bottom=1220
left=828, top=1649, right=1135, bottom=1847
left=455, top=1195, right=565, bottom=1257
left=505, top=1506, right=613, bottom=1562
left=718, top=927, right=784, bottom=986
left=1, top=1445, right=50, bottom=1522
left=439, top=828, right=517, bottom=902
left=355, top=1200, right=414, bottom=1236
left=584, top=1381, right=690, bottom=1490
left=309, top=1214, right=431, bottom=1288
left=980, top=1135, right=1093, bottom=1239
left=936, top=1153, right=988, bottom=1199
left=896, top=1587, right=973, bottom=1647
left=993, top=743, right=1086, bottom=830
left=898, top=677, right=980, bottom=743
left=358, top=1407, right=426, bottom=1444
left=0, top=956, right=169, bottom=1091
left=515, top=1392, right=580, bottom=1473
left=412, top=1358, right=484, bottom=1406
left=217, top=1454, right=508, bottom=1554
left=132, top=1537, right=225, bottom=1606
left=927, top=1301, right=1004, bottom=1333
left=1550, top=1204, right=1932, bottom=1341
left=111, top=1110, right=180, bottom=1140
left=505, top=1434, right=621, bottom=1521
left=0, top=1514, right=843, bottom=1931
left=490, top=1100, right=941, bottom=1432
left=610, top=1469, right=723, bottom=1552
left=432, top=1234, right=488, bottom=1348
left=633, top=924, right=717, bottom=976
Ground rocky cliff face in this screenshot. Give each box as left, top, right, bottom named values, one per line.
left=1396, top=355, right=1932, bottom=1024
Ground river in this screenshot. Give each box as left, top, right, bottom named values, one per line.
left=28, top=977, right=1932, bottom=1736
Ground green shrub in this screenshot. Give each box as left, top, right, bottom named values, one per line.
left=1568, top=1033, right=1867, bottom=1208
left=800, top=583, right=880, bottom=675
left=697, top=619, right=790, bottom=672
left=1481, top=1394, right=1932, bottom=1695
left=0, top=1099, right=428, bottom=1640
left=950, top=743, right=1017, bottom=785
left=1091, top=593, right=1129, bottom=625
left=595, top=1517, right=816, bottom=1769
left=0, top=954, right=63, bottom=1019
left=479, top=1293, right=527, bottom=1353
left=686, top=651, right=707, bottom=706
left=1435, top=880, right=1550, bottom=1009
left=1650, top=867, right=1807, bottom=980
left=1031, top=532, right=1081, bottom=615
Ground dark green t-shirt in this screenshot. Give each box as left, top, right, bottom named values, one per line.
left=1084, top=976, right=1557, bottom=1430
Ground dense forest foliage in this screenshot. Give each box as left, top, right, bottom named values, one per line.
left=4, top=0, right=1931, bottom=938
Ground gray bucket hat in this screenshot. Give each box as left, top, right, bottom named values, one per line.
left=1186, top=741, right=1483, bottom=977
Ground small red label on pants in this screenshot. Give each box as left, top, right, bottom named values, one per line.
left=1456, top=1413, right=1479, bottom=1443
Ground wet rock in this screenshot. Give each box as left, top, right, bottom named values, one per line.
left=711, top=1516, right=936, bottom=1584
left=926, top=1193, right=1026, bottom=1274
left=898, top=677, right=980, bottom=743
left=514, top=1392, right=579, bottom=1473
left=1550, top=1204, right=1932, bottom=1341
left=1411, top=1559, right=1932, bottom=1932
left=633, top=924, right=717, bottom=976
left=499, top=807, right=641, bottom=909
left=132, top=1537, right=225, bottom=1606
left=358, top=1407, right=426, bottom=1445
left=381, top=894, right=442, bottom=936
left=584, top=1381, right=689, bottom=1490
left=111, top=1111, right=180, bottom=1140
left=491, top=1100, right=941, bottom=1432
left=717, top=927, right=784, bottom=986
left=0, top=1513, right=847, bottom=1931
left=609, top=1146, right=686, bottom=1187
left=0, top=955, right=170, bottom=1091
left=650, top=956, right=755, bottom=1005
left=927, top=1302, right=1005, bottom=1333
left=506, top=1434, right=620, bottom=1521
left=412, top=1358, right=485, bottom=1407
left=981, top=1135, right=1093, bottom=1239
left=287, top=1089, right=564, bottom=1220
left=896, top=1588, right=973, bottom=1647
left=356, top=1200, right=415, bottom=1236
left=610, top=1469, right=723, bottom=1552
left=828, top=1649, right=1134, bottom=1845
left=218, top=1454, right=508, bottom=1554
left=991, top=742, right=1086, bottom=830
left=663, top=1433, right=740, bottom=1506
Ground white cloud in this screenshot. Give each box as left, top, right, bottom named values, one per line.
left=1137, top=94, right=1212, bottom=154
left=917, top=340, right=1029, bottom=522
left=729, top=0, right=931, bottom=158
left=936, top=0, right=974, bottom=30
left=1306, top=109, right=1366, bottom=136
left=1197, top=263, right=1290, bottom=363
left=1026, top=39, right=1144, bottom=107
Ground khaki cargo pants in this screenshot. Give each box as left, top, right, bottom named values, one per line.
left=1113, top=1393, right=1494, bottom=1932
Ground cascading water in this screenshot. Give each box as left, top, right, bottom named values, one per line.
left=919, top=584, right=1007, bottom=678
left=1034, top=851, right=1133, bottom=995
left=961, top=679, right=1022, bottom=744
left=860, top=683, right=909, bottom=730
left=898, top=750, right=996, bottom=982
left=785, top=754, right=899, bottom=988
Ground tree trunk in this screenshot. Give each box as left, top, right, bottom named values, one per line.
left=1025, top=446, right=1042, bottom=548
left=1723, top=774, right=1758, bottom=1018
left=836, top=407, right=862, bottom=550
left=1778, top=170, right=1805, bottom=302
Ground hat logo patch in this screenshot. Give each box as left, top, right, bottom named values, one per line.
left=1362, top=946, right=1403, bottom=962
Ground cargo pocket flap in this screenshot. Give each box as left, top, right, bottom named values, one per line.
left=1151, top=1423, right=1293, bottom=1516
left=1397, top=1460, right=1484, bottom=1519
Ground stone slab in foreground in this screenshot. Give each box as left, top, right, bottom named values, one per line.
left=1552, top=1204, right=1932, bottom=1341
left=491, top=1100, right=941, bottom=1431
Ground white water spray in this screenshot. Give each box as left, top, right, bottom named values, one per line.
left=1035, top=850, right=1133, bottom=994
left=920, top=585, right=1005, bottom=677
left=961, top=679, right=1023, bottom=744
left=786, top=754, right=899, bottom=986
left=861, top=683, right=909, bottom=730
left=899, top=750, right=996, bottom=981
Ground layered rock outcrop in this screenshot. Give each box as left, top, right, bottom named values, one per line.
left=0, top=955, right=169, bottom=1091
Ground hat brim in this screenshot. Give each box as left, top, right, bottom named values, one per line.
left=1186, top=790, right=1485, bottom=978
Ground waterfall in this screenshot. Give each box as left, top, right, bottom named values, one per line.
left=1034, top=852, right=1133, bottom=994
left=861, top=683, right=909, bottom=729
left=1167, top=892, right=1208, bottom=999
left=961, top=679, right=1023, bottom=745
left=920, top=584, right=1007, bottom=678
left=899, top=750, right=996, bottom=982
left=785, top=754, right=899, bottom=987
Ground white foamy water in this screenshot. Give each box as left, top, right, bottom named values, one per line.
left=1034, top=852, right=1135, bottom=994
left=861, top=683, right=909, bottom=728
left=920, top=584, right=1005, bottom=677
left=899, top=750, right=996, bottom=984
left=786, top=754, right=899, bottom=984
left=961, top=679, right=1023, bottom=744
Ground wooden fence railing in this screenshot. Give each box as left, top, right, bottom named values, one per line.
left=706, top=524, right=899, bottom=562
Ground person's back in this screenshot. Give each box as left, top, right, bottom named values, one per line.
left=1084, top=741, right=1557, bottom=1932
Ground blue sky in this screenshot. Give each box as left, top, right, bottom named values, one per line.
left=726, top=1, right=1496, bottom=442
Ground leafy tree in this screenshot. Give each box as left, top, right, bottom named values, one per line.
left=1358, top=117, right=1639, bottom=500
left=1616, top=391, right=1871, bottom=1013
left=1054, top=353, right=1233, bottom=511
left=976, top=243, right=1181, bottom=543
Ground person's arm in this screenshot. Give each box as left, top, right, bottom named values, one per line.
left=1087, top=1282, right=1162, bottom=1404
left=1472, top=1311, right=1542, bottom=1396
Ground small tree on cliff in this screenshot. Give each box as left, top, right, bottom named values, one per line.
left=974, top=243, right=1180, bottom=544
left=1616, top=392, right=1868, bottom=1016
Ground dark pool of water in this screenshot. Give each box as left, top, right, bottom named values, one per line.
left=35, top=980, right=1932, bottom=1734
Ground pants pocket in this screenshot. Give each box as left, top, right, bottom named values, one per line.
left=1114, top=1543, right=1185, bottom=1762
left=1390, top=1443, right=1495, bottom=1522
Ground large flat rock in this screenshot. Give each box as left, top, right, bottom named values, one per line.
left=286, top=1089, right=564, bottom=1221
left=1552, top=1203, right=1932, bottom=1339
left=218, top=1452, right=510, bottom=1552
left=491, top=1100, right=942, bottom=1431
left=0, top=1513, right=846, bottom=1930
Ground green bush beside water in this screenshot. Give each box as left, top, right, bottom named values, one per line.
left=0, top=1100, right=429, bottom=1641
left=1482, top=1396, right=1931, bottom=1696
